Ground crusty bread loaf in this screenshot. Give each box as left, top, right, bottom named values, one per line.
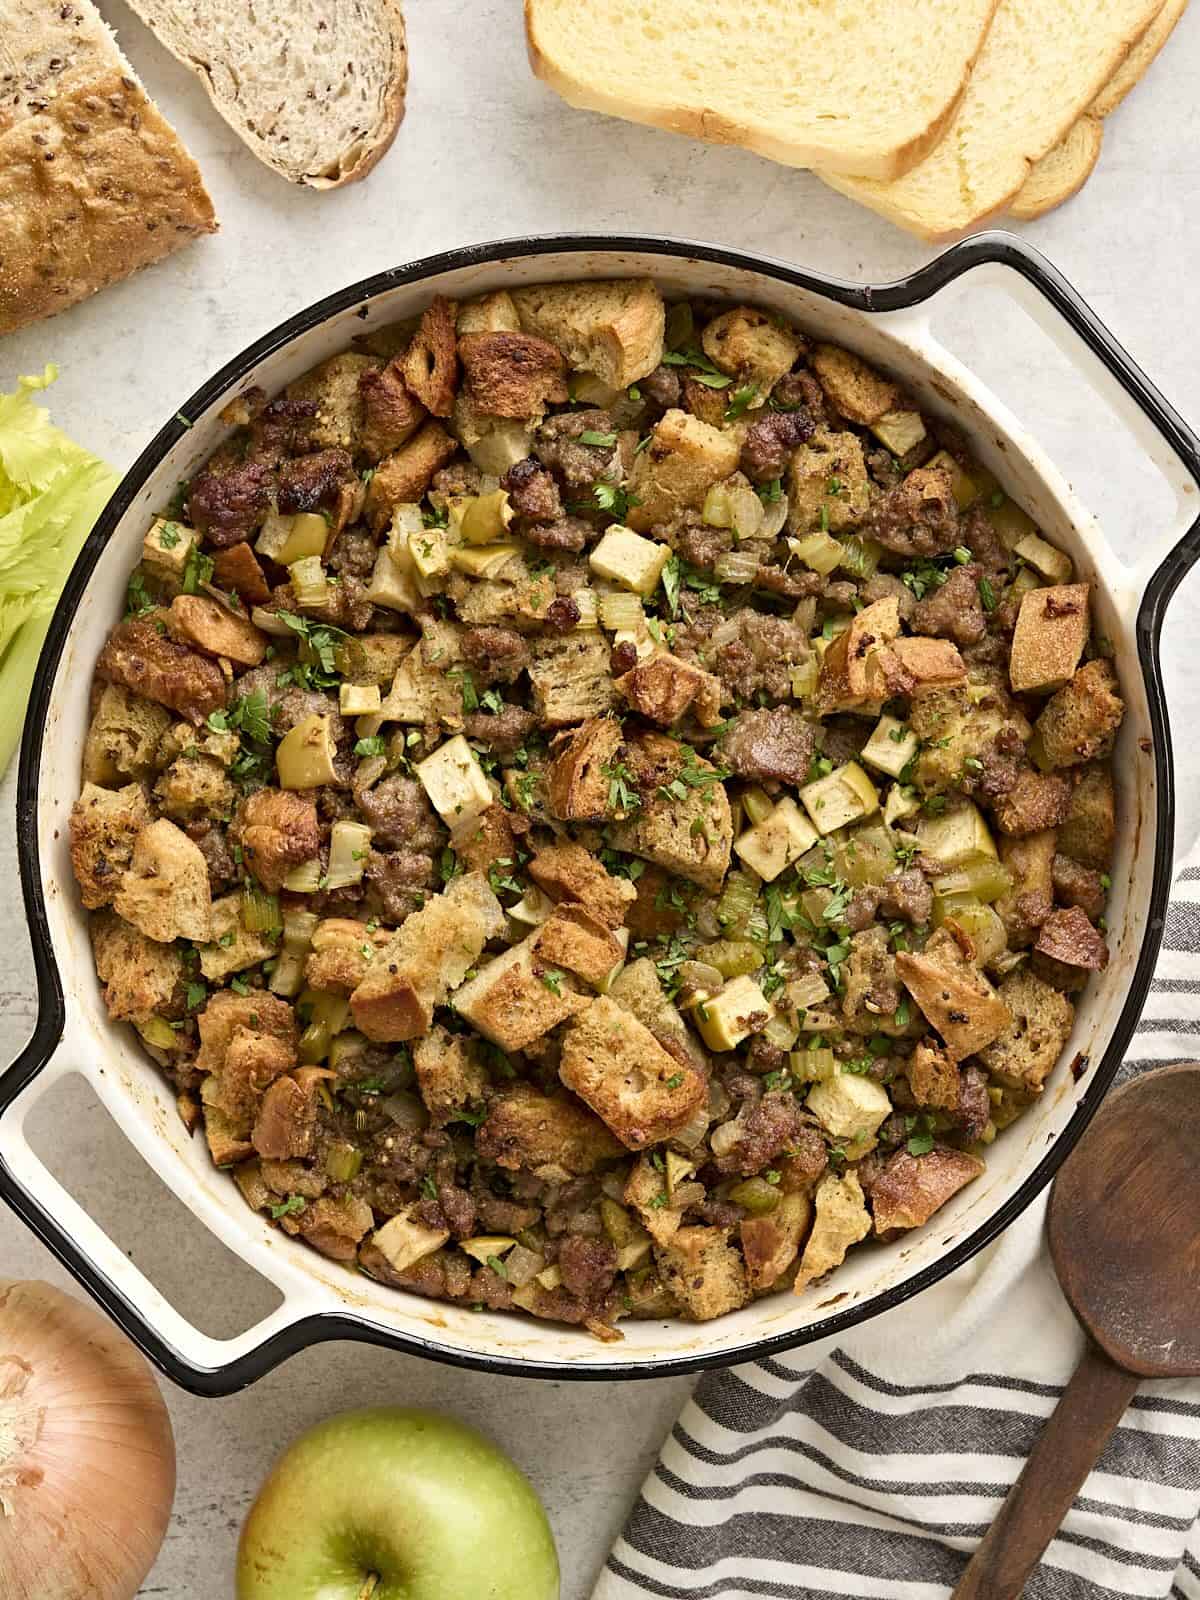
left=121, top=0, right=407, bottom=187
left=0, top=0, right=215, bottom=336
left=1010, top=117, right=1104, bottom=220
left=1009, top=0, right=1186, bottom=222
left=819, top=0, right=1165, bottom=240
left=1092, top=0, right=1188, bottom=114
left=525, top=0, right=1000, bottom=183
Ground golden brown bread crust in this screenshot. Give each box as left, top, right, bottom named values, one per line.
left=0, top=59, right=215, bottom=336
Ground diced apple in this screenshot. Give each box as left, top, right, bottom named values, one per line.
left=695, top=975, right=770, bottom=1052
left=871, top=410, right=927, bottom=457
left=860, top=715, right=918, bottom=779
left=734, top=797, right=819, bottom=883
left=588, top=525, right=670, bottom=596
left=416, top=736, right=493, bottom=828
left=339, top=682, right=382, bottom=716
left=806, top=1072, right=893, bottom=1141
left=917, top=802, right=996, bottom=867
left=800, top=761, right=879, bottom=835
left=1015, top=533, right=1073, bottom=585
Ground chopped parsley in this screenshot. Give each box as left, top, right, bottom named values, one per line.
left=660, top=346, right=733, bottom=389
left=756, top=477, right=783, bottom=505
left=540, top=969, right=564, bottom=996
left=182, top=546, right=214, bottom=594
left=125, top=572, right=155, bottom=617
left=185, top=981, right=207, bottom=1011
left=268, top=1195, right=307, bottom=1220
left=579, top=429, right=618, bottom=448
left=978, top=575, right=998, bottom=613
left=158, top=521, right=183, bottom=549
left=603, top=759, right=641, bottom=816
left=723, top=383, right=760, bottom=421
left=449, top=667, right=479, bottom=713
left=355, top=734, right=387, bottom=758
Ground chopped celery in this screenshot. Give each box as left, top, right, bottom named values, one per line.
left=242, top=887, right=281, bottom=934
left=728, top=1177, right=781, bottom=1215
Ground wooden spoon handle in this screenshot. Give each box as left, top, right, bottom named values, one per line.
left=952, top=1343, right=1139, bottom=1600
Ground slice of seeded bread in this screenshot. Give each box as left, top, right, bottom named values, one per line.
left=524, top=0, right=1000, bottom=183
left=0, top=0, right=216, bottom=335
left=121, top=0, right=408, bottom=187
left=819, top=0, right=1166, bottom=240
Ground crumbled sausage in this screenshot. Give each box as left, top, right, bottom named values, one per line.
left=501, top=457, right=563, bottom=522
left=717, top=707, right=816, bottom=785
left=866, top=465, right=961, bottom=557
left=739, top=408, right=814, bottom=482
left=187, top=460, right=272, bottom=548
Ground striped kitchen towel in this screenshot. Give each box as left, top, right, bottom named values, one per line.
left=594, top=860, right=1200, bottom=1600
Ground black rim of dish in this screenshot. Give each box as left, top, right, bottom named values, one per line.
left=5, top=230, right=1200, bottom=1396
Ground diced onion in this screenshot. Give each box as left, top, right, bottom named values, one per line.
left=598, top=590, right=645, bottom=632
left=714, top=549, right=760, bottom=585
left=572, top=588, right=600, bottom=628
left=759, top=494, right=789, bottom=540
left=325, top=820, right=373, bottom=891
left=288, top=555, right=328, bottom=608
left=726, top=483, right=764, bottom=540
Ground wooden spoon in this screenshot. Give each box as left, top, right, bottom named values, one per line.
left=952, top=1062, right=1200, bottom=1600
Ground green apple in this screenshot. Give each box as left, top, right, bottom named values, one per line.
left=236, top=1407, right=559, bottom=1600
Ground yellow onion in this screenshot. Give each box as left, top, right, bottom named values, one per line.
left=0, top=1280, right=175, bottom=1599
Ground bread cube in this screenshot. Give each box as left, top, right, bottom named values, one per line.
left=452, top=934, right=589, bottom=1052
left=534, top=904, right=624, bottom=988
left=786, top=428, right=871, bottom=535
left=1057, top=765, right=1116, bottom=870
left=113, top=817, right=213, bottom=944
left=1033, top=660, right=1124, bottom=769
left=528, top=631, right=616, bottom=727
left=198, top=894, right=277, bottom=982
left=700, top=307, right=805, bottom=393
left=528, top=840, right=636, bottom=930
left=626, top=409, right=740, bottom=532
left=979, top=968, right=1075, bottom=1093
left=870, top=1147, right=985, bottom=1235
left=477, top=1083, right=623, bottom=1177
left=90, top=910, right=182, bottom=1023
left=1009, top=583, right=1090, bottom=693
left=654, top=1226, right=751, bottom=1322
left=794, top=1171, right=871, bottom=1290
left=811, top=344, right=901, bottom=425
left=69, top=782, right=153, bottom=910
left=83, top=683, right=172, bottom=785
left=510, top=278, right=665, bottom=389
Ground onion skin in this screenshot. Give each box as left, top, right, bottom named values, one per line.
left=0, top=1280, right=176, bottom=1600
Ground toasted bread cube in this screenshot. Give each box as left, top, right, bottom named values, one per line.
left=607, top=733, right=733, bottom=893
left=1010, top=583, right=1090, bottom=694
left=800, top=761, right=879, bottom=835
left=734, top=796, right=819, bottom=883
left=510, top=277, right=664, bottom=389
left=90, top=909, right=182, bottom=1023
left=372, top=1208, right=450, bottom=1274
left=609, top=957, right=707, bottom=1072
left=895, top=932, right=1010, bottom=1061
left=534, top=905, right=625, bottom=988
left=740, top=1191, right=813, bottom=1292
left=528, top=841, right=636, bottom=930
left=654, top=1226, right=751, bottom=1322
left=615, top=652, right=723, bottom=728
left=844, top=597, right=902, bottom=698
left=113, top=817, right=213, bottom=944
left=457, top=290, right=522, bottom=336
left=70, top=782, right=153, bottom=910
left=143, top=517, right=195, bottom=576
left=996, top=829, right=1057, bottom=948
left=198, top=894, right=277, bottom=982
left=794, top=1170, right=871, bottom=1290
left=992, top=768, right=1072, bottom=837
left=694, top=974, right=770, bottom=1053
left=83, top=683, right=172, bottom=785
left=559, top=995, right=706, bottom=1148
left=546, top=716, right=623, bottom=822
left=168, top=595, right=268, bottom=668
left=349, top=872, right=505, bottom=1042
left=889, top=636, right=967, bottom=692
left=205, top=1108, right=255, bottom=1170
left=452, top=934, right=589, bottom=1051
left=528, top=630, right=616, bottom=728
left=477, top=1083, right=623, bottom=1177
left=860, top=715, right=918, bottom=779
left=416, top=735, right=493, bottom=828
left=811, top=344, right=901, bottom=426
left=364, top=423, right=459, bottom=533
left=979, top=968, right=1075, bottom=1093
left=1058, top=765, right=1116, bottom=870
left=626, top=409, right=741, bottom=533
left=413, top=1024, right=489, bottom=1125
left=305, top=918, right=389, bottom=996
left=285, top=351, right=374, bottom=452
left=589, top=524, right=671, bottom=595
left=787, top=427, right=871, bottom=535
left=907, top=1038, right=961, bottom=1111
left=701, top=307, right=805, bottom=393
left=870, top=1147, right=985, bottom=1235
left=1033, top=660, right=1124, bottom=769
left=806, top=1072, right=892, bottom=1141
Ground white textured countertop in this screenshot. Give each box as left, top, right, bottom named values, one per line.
left=3, top=4, right=1200, bottom=1594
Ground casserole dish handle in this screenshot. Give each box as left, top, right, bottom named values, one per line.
left=891, top=233, right=1200, bottom=600
left=0, top=1041, right=324, bottom=1394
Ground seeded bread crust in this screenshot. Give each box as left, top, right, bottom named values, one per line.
left=0, top=0, right=215, bottom=335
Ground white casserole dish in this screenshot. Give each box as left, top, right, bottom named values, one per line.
left=4, top=233, right=1198, bottom=1395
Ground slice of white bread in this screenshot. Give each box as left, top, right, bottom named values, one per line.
left=1010, top=117, right=1103, bottom=220
left=0, top=0, right=216, bottom=336
left=1009, top=0, right=1186, bottom=221
left=525, top=0, right=1000, bottom=183
left=121, top=0, right=407, bottom=187
left=1092, top=0, right=1188, bottom=114
left=819, top=0, right=1165, bottom=240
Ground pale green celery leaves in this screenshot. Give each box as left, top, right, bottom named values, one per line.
left=0, top=366, right=119, bottom=773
